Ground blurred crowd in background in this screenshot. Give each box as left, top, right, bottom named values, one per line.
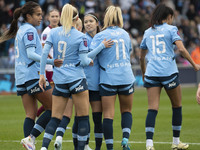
left=0, top=0, right=200, bottom=68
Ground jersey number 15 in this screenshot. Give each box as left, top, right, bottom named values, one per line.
left=150, top=34, right=166, bottom=55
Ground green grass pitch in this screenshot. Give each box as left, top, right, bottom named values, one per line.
left=0, top=87, right=199, bottom=150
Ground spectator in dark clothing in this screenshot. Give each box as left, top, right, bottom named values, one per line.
left=129, top=9, right=142, bottom=37
left=186, top=4, right=197, bottom=20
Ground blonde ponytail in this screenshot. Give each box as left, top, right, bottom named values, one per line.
left=103, top=6, right=123, bottom=30
left=60, top=4, right=78, bottom=34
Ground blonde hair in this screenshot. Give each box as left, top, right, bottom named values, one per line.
left=75, top=18, right=83, bottom=31
left=60, top=4, right=78, bottom=34
left=102, top=6, right=123, bottom=30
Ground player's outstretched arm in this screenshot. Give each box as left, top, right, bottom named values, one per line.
left=79, top=53, right=93, bottom=67
left=88, top=39, right=113, bottom=60
left=175, top=40, right=200, bottom=71
left=27, top=45, right=55, bottom=65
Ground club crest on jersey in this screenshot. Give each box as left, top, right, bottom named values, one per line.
left=83, top=38, right=87, bottom=47
left=42, top=34, right=47, bottom=41
left=177, top=31, right=180, bottom=36
left=27, top=32, right=34, bottom=41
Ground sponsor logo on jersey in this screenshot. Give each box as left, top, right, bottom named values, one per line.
left=43, top=34, right=47, bottom=41
left=75, top=85, right=84, bottom=92
left=27, top=32, right=34, bottom=41
left=31, top=87, right=40, bottom=93
left=168, top=82, right=176, bottom=88
left=16, top=62, right=26, bottom=66
left=83, top=38, right=88, bottom=47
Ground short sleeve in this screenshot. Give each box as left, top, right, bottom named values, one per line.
left=24, top=29, right=37, bottom=49
left=170, top=26, right=182, bottom=43
left=79, top=34, right=89, bottom=54
left=45, top=30, right=53, bottom=47
left=140, top=34, right=147, bottom=50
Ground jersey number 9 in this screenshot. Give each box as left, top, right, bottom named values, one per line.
left=58, top=41, right=67, bottom=60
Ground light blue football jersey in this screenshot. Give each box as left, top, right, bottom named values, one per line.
left=84, top=33, right=100, bottom=91
left=15, top=23, right=42, bottom=85
left=140, top=23, right=181, bottom=76
left=45, top=27, right=88, bottom=84
left=90, top=26, right=135, bottom=85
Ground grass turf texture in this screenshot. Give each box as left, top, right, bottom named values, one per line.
left=0, top=87, right=199, bottom=150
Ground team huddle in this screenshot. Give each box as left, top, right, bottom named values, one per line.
left=0, top=1, right=199, bottom=150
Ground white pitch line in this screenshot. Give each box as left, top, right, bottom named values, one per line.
left=0, top=140, right=200, bottom=145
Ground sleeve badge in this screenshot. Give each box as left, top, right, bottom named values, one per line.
left=177, top=31, right=180, bottom=36
left=27, top=32, right=34, bottom=41
left=42, top=34, right=47, bottom=41
left=83, top=38, right=88, bottom=47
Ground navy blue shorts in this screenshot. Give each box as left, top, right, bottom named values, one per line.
left=89, top=90, right=101, bottom=101
left=17, top=79, right=51, bottom=96
left=53, top=78, right=88, bottom=98
left=144, top=73, right=180, bottom=90
left=99, top=83, right=134, bottom=96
